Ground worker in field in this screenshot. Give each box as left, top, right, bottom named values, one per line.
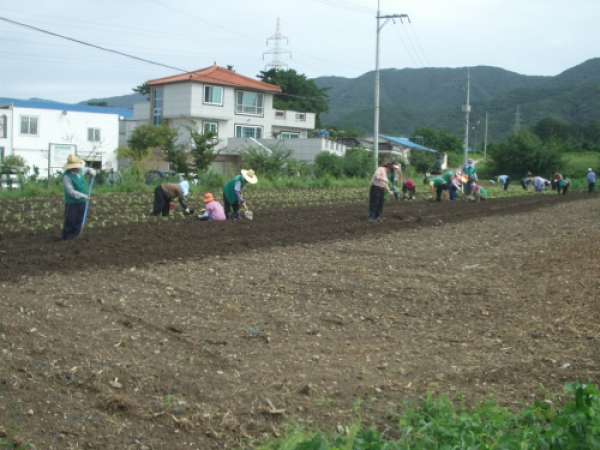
left=471, top=182, right=488, bottom=202
left=387, top=161, right=402, bottom=200
left=441, top=171, right=461, bottom=201
left=62, top=154, right=96, bottom=240
left=587, top=168, right=596, bottom=193
left=533, top=176, right=551, bottom=194
left=497, top=174, right=510, bottom=190
left=197, top=192, right=226, bottom=221
left=402, top=179, right=416, bottom=200
left=153, top=183, right=193, bottom=217
left=223, top=169, right=258, bottom=220
left=368, top=162, right=395, bottom=222
left=552, top=172, right=570, bottom=195
left=448, top=173, right=463, bottom=201
left=462, top=158, right=477, bottom=196
left=520, top=171, right=533, bottom=190
left=424, top=175, right=449, bottom=202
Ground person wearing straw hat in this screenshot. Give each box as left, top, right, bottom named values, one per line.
left=223, top=169, right=258, bottom=220
left=197, top=192, right=226, bottom=222
left=152, top=183, right=193, bottom=217
left=61, top=154, right=96, bottom=240
left=587, top=168, right=596, bottom=193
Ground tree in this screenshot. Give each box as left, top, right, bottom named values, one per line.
left=412, top=126, right=462, bottom=153
left=132, top=82, right=150, bottom=100
left=487, top=129, right=564, bottom=178
left=238, top=145, right=293, bottom=179
left=257, top=69, right=330, bottom=126
left=314, top=152, right=344, bottom=178
left=86, top=101, right=108, bottom=107
left=1, top=154, right=27, bottom=174
left=162, top=128, right=189, bottom=174
left=185, top=122, right=219, bottom=172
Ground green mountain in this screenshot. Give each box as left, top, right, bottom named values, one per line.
left=79, top=93, right=146, bottom=109
left=82, top=58, right=600, bottom=143
left=313, top=58, right=600, bottom=142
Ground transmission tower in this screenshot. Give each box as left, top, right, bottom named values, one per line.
left=263, top=18, right=291, bottom=71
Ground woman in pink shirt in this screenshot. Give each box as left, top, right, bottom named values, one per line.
left=198, top=193, right=226, bottom=222
left=368, top=162, right=395, bottom=222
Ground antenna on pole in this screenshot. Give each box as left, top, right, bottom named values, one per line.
left=373, top=1, right=409, bottom=167
left=263, top=18, right=291, bottom=71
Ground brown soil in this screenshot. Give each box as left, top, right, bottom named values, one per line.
left=1, top=193, right=599, bottom=449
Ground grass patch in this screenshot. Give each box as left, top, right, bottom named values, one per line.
left=254, top=382, right=600, bottom=449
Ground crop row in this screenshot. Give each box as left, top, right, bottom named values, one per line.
left=0, top=185, right=532, bottom=235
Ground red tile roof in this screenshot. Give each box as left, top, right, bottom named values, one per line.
left=147, top=64, right=282, bottom=92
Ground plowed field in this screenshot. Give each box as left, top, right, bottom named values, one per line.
left=1, top=191, right=599, bottom=449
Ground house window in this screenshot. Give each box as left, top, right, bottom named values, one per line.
left=152, top=88, right=163, bottom=125
left=203, top=121, right=218, bottom=143
left=204, top=85, right=223, bottom=105
left=88, top=128, right=101, bottom=142
left=235, top=125, right=263, bottom=139
left=20, top=116, right=38, bottom=135
left=203, top=121, right=218, bottom=135
left=280, top=132, right=300, bottom=139
left=0, top=115, right=6, bottom=138
left=0, top=147, right=4, bottom=163
left=235, top=91, right=264, bottom=115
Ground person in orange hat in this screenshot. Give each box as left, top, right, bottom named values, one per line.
left=61, top=154, right=96, bottom=240
left=197, top=192, right=226, bottom=221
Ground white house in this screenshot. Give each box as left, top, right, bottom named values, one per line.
left=130, top=65, right=344, bottom=172
left=0, top=98, right=133, bottom=177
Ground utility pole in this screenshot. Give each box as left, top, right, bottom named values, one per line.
left=374, top=1, right=408, bottom=167
left=483, top=111, right=489, bottom=161
left=462, top=68, right=471, bottom=167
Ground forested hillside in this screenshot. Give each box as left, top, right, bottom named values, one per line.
left=81, top=58, right=600, bottom=143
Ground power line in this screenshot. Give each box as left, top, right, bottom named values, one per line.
left=0, top=15, right=190, bottom=73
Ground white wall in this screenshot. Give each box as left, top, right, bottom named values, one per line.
left=129, top=82, right=315, bottom=154
left=0, top=106, right=122, bottom=177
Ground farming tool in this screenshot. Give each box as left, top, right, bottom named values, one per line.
left=242, top=202, right=253, bottom=220
left=81, top=176, right=95, bottom=234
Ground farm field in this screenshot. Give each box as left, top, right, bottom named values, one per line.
left=1, top=189, right=600, bottom=449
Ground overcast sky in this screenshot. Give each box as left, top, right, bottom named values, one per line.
left=1, top=0, right=598, bottom=104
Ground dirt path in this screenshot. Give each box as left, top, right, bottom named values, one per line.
left=1, top=193, right=599, bottom=449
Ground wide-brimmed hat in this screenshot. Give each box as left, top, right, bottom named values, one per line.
left=589, top=168, right=593, bottom=172
left=62, top=154, right=84, bottom=170
left=241, top=169, right=258, bottom=184
left=203, top=192, right=215, bottom=203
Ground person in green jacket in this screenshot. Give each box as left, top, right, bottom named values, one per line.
left=387, top=161, right=402, bottom=200
left=223, top=169, right=258, bottom=220
left=471, top=182, right=489, bottom=202
left=424, top=175, right=449, bottom=202
left=61, top=154, right=96, bottom=240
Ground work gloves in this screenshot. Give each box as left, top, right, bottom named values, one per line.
left=184, top=208, right=194, bottom=215
left=89, top=168, right=97, bottom=177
